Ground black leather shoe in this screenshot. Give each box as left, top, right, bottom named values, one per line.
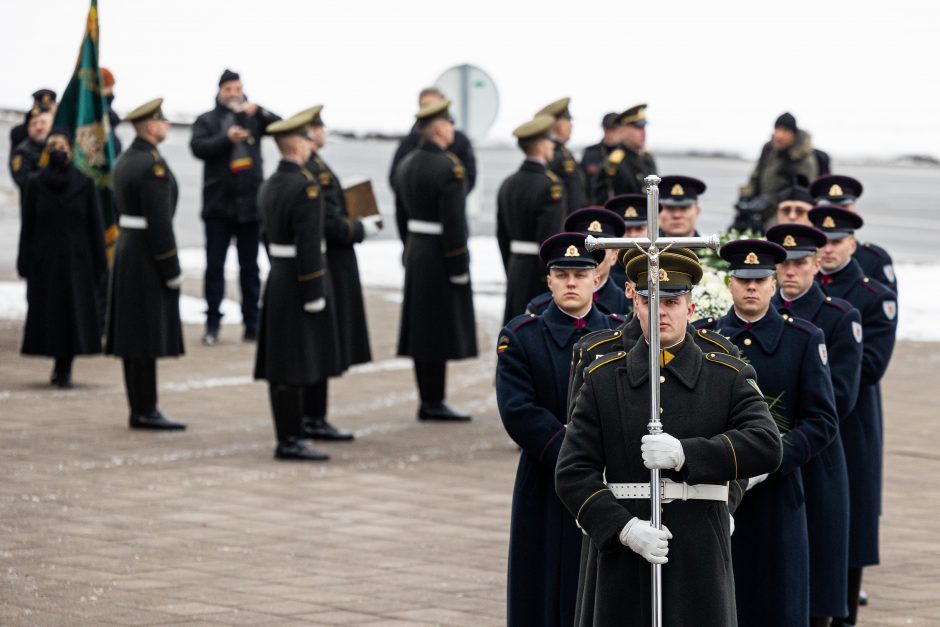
left=275, top=437, right=330, bottom=461
left=243, top=326, right=257, bottom=342
left=417, top=402, right=472, bottom=422
left=129, top=409, right=187, bottom=430
left=202, top=328, right=219, bottom=346
left=302, top=416, right=354, bottom=441
left=50, top=369, right=73, bottom=389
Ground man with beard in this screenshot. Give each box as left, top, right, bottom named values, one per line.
left=536, top=97, right=588, bottom=213
left=190, top=69, right=280, bottom=345
left=9, top=89, right=56, bottom=149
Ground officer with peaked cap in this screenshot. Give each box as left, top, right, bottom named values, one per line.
left=767, top=223, right=861, bottom=625
left=658, top=175, right=706, bottom=237
left=808, top=206, right=897, bottom=627
left=497, top=232, right=621, bottom=627
left=592, top=103, right=657, bottom=202
left=536, top=98, right=588, bottom=213
left=580, top=112, right=620, bottom=191
left=602, top=193, right=647, bottom=290
left=299, top=105, right=381, bottom=442
left=526, top=207, right=630, bottom=317
left=106, top=98, right=185, bottom=431
left=9, top=89, right=56, bottom=148
left=695, top=238, right=838, bottom=627
left=393, top=98, right=477, bottom=422
left=811, top=174, right=898, bottom=293
left=254, top=109, right=341, bottom=461
left=497, top=114, right=567, bottom=324
left=557, top=247, right=782, bottom=627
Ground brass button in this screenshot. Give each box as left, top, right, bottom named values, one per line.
left=659, top=376, right=666, bottom=383
left=744, top=338, right=752, bottom=346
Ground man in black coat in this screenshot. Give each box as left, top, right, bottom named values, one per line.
left=536, top=97, right=588, bottom=214
left=388, top=86, right=476, bottom=197
left=497, top=114, right=566, bottom=324
left=106, top=98, right=185, bottom=431
left=809, top=207, right=898, bottom=627
left=496, top=233, right=621, bottom=627
left=254, top=110, right=342, bottom=461
left=190, top=69, right=280, bottom=345
left=556, top=250, right=782, bottom=627
left=580, top=112, right=619, bottom=195
left=300, top=105, right=383, bottom=442
left=393, top=98, right=477, bottom=422
left=768, top=223, right=862, bottom=625
left=592, top=104, right=658, bottom=203
left=9, top=105, right=52, bottom=196
left=9, top=88, right=56, bottom=149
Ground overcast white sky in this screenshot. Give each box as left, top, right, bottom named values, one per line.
left=4, top=0, right=939, bottom=158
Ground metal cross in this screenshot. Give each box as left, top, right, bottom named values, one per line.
left=585, top=175, right=720, bottom=627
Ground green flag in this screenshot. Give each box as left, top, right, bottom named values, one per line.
left=54, top=0, right=118, bottom=258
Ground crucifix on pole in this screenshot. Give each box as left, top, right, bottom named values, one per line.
left=584, top=175, right=720, bottom=627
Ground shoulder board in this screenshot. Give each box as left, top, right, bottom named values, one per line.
left=300, top=167, right=315, bottom=182
left=859, top=276, right=888, bottom=295
left=695, top=328, right=735, bottom=354
left=608, top=313, right=625, bottom=323
left=704, top=351, right=746, bottom=373
left=544, top=169, right=560, bottom=183
left=587, top=351, right=627, bottom=375
left=582, top=328, right=623, bottom=353
left=148, top=149, right=162, bottom=162
left=784, top=315, right=816, bottom=336
left=860, top=242, right=891, bottom=262
left=608, top=148, right=625, bottom=165
left=525, top=292, right=553, bottom=314
left=692, top=316, right=719, bottom=330
left=509, top=313, right=539, bottom=333
left=822, top=295, right=850, bottom=313
left=445, top=151, right=465, bottom=180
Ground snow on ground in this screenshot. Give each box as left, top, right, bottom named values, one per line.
left=1, top=236, right=936, bottom=340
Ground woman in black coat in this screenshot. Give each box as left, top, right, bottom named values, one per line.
left=16, top=130, right=107, bottom=387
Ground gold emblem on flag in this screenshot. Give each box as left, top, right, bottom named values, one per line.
left=782, top=235, right=797, bottom=247
left=624, top=206, right=638, bottom=218
left=744, top=252, right=760, bottom=265
left=670, top=184, right=684, bottom=196
left=822, top=216, right=836, bottom=229
left=564, top=245, right=579, bottom=257
left=588, top=220, right=603, bottom=233
left=829, top=184, right=843, bottom=197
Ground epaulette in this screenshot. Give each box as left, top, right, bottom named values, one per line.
left=581, top=328, right=623, bottom=354
left=149, top=149, right=162, bottom=163
left=822, top=295, right=850, bottom=314
left=695, top=328, right=735, bottom=354
left=525, top=292, right=553, bottom=314
left=445, top=151, right=465, bottom=181
left=704, top=351, right=746, bottom=373
left=586, top=350, right=627, bottom=375
left=509, top=313, right=538, bottom=333
left=607, top=313, right=625, bottom=323
left=607, top=148, right=625, bottom=165
left=300, top=168, right=315, bottom=182
left=859, top=276, right=887, bottom=296
left=860, top=242, right=891, bottom=262
left=783, top=315, right=816, bottom=336
left=692, top=316, right=719, bottom=330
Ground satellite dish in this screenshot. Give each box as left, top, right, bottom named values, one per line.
left=434, top=64, right=499, bottom=142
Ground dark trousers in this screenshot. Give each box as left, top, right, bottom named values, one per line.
left=204, top=218, right=260, bottom=330
left=53, top=356, right=73, bottom=376
left=413, top=360, right=446, bottom=404
left=833, top=567, right=864, bottom=626
left=122, top=359, right=157, bottom=415
left=303, top=380, right=328, bottom=419
left=269, top=383, right=303, bottom=442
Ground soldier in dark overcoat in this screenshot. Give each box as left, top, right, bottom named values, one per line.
left=106, top=99, right=185, bottom=430
left=393, top=99, right=477, bottom=422
left=497, top=114, right=566, bottom=324
left=592, top=104, right=657, bottom=203
left=557, top=250, right=782, bottom=627
left=809, top=207, right=898, bottom=626
left=536, top=98, right=588, bottom=213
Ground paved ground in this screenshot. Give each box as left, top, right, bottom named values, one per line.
left=1, top=282, right=939, bottom=626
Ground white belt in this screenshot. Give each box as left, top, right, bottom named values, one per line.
left=510, top=240, right=540, bottom=255
left=269, top=244, right=296, bottom=258
left=119, top=215, right=147, bottom=229
left=408, top=219, right=443, bottom=235
left=607, top=479, right=729, bottom=504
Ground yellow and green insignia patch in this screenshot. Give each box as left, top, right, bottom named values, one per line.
left=746, top=378, right=763, bottom=396
left=497, top=335, right=510, bottom=355
left=152, top=164, right=166, bottom=178
left=11, top=154, right=22, bottom=172
left=550, top=184, right=564, bottom=201
left=453, top=165, right=465, bottom=180
left=318, top=172, right=331, bottom=187
left=564, top=159, right=575, bottom=173
left=306, top=185, right=320, bottom=199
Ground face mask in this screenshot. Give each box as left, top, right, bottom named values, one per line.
left=49, top=150, right=70, bottom=168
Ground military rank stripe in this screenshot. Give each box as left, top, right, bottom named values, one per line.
left=696, top=331, right=729, bottom=353
left=721, top=433, right=739, bottom=480
left=297, top=269, right=326, bottom=281
left=576, top=488, right=611, bottom=525
left=153, top=248, right=177, bottom=261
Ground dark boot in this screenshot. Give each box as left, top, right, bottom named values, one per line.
left=418, top=402, right=472, bottom=422
left=270, top=384, right=328, bottom=461
left=127, top=359, right=186, bottom=430
left=302, top=380, right=353, bottom=441
left=51, top=356, right=73, bottom=388
left=414, top=360, right=469, bottom=421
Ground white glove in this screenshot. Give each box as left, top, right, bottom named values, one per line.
left=304, top=298, right=326, bottom=313
left=641, top=433, right=685, bottom=470
left=620, top=517, right=672, bottom=564
left=449, top=273, right=470, bottom=286
left=746, top=473, right=769, bottom=491
left=729, top=514, right=735, bottom=536
left=165, top=274, right=183, bottom=290
left=360, top=214, right=383, bottom=238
